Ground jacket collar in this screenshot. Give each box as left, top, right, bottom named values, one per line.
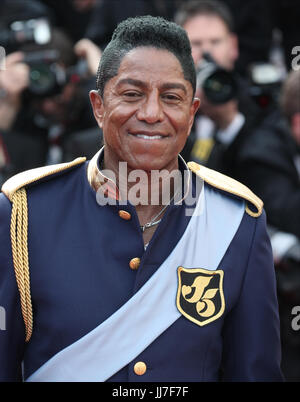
left=87, top=146, right=191, bottom=204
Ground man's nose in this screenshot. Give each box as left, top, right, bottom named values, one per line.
left=136, top=92, right=164, bottom=123
left=202, top=43, right=213, bottom=53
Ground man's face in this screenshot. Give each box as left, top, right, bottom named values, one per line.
left=90, top=47, right=200, bottom=172
left=183, top=14, right=238, bottom=70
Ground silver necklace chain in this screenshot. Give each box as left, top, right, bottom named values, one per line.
left=140, top=191, right=178, bottom=232
left=140, top=204, right=168, bottom=232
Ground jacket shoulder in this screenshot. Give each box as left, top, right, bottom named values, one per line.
left=188, top=161, right=263, bottom=218
left=1, top=157, right=86, bottom=201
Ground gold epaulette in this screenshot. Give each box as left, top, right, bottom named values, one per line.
left=2, top=157, right=86, bottom=201
left=187, top=161, right=263, bottom=218
left=1, top=157, right=86, bottom=342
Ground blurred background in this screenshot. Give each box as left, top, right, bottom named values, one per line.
left=0, top=0, right=299, bottom=381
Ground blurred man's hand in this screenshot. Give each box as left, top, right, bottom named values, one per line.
left=74, top=38, right=102, bottom=76
left=0, top=52, right=30, bottom=130
left=0, top=52, right=29, bottom=101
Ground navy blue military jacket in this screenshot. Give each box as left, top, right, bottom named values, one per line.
left=0, top=153, right=283, bottom=382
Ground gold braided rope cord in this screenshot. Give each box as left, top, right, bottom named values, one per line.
left=10, top=188, right=33, bottom=342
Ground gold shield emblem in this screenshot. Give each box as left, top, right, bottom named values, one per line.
left=176, top=267, right=225, bottom=326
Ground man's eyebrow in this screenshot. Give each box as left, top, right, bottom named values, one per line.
left=116, top=78, right=187, bottom=94
left=116, top=78, right=147, bottom=89
left=161, top=82, right=187, bottom=94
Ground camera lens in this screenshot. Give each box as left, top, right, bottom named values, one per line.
left=28, top=61, right=68, bottom=97
left=202, top=70, right=237, bottom=104
left=29, top=64, right=56, bottom=95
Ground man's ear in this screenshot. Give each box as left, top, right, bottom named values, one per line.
left=229, top=33, right=239, bottom=66
left=89, top=90, right=104, bottom=128
left=188, top=97, right=201, bottom=134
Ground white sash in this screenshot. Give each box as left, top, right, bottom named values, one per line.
left=27, top=183, right=245, bottom=382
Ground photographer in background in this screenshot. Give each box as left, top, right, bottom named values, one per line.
left=239, top=70, right=300, bottom=241
left=0, top=0, right=51, bottom=183
left=0, top=1, right=102, bottom=186
left=176, top=0, right=281, bottom=181
left=238, top=70, right=300, bottom=382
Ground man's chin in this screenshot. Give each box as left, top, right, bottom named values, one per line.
left=126, top=155, right=178, bottom=173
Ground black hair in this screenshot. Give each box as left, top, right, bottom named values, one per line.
left=174, top=0, right=234, bottom=33
left=96, top=15, right=196, bottom=97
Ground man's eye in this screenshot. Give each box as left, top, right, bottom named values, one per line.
left=211, top=38, right=222, bottom=46
left=123, top=91, right=142, bottom=100
left=162, top=94, right=181, bottom=103
left=191, top=41, right=202, bottom=49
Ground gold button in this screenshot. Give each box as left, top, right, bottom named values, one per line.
left=119, top=210, right=131, bottom=220
left=129, top=257, right=141, bottom=270
left=134, top=361, right=147, bottom=376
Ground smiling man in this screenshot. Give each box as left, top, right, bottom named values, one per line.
left=91, top=49, right=198, bottom=172
left=0, top=16, right=283, bottom=382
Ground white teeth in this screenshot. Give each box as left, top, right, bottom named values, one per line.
left=136, top=134, right=163, bottom=140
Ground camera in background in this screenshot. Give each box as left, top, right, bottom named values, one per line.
left=196, top=53, right=283, bottom=110
left=0, top=18, right=51, bottom=50
left=1, top=16, right=90, bottom=98
left=196, top=53, right=238, bottom=104
left=23, top=50, right=89, bottom=98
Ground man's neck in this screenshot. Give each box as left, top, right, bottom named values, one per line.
left=102, top=152, right=179, bottom=207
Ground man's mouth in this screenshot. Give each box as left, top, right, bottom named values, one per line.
left=136, top=134, right=163, bottom=140
left=128, top=131, right=167, bottom=140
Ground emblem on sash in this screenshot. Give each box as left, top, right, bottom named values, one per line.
left=176, top=267, right=225, bottom=326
